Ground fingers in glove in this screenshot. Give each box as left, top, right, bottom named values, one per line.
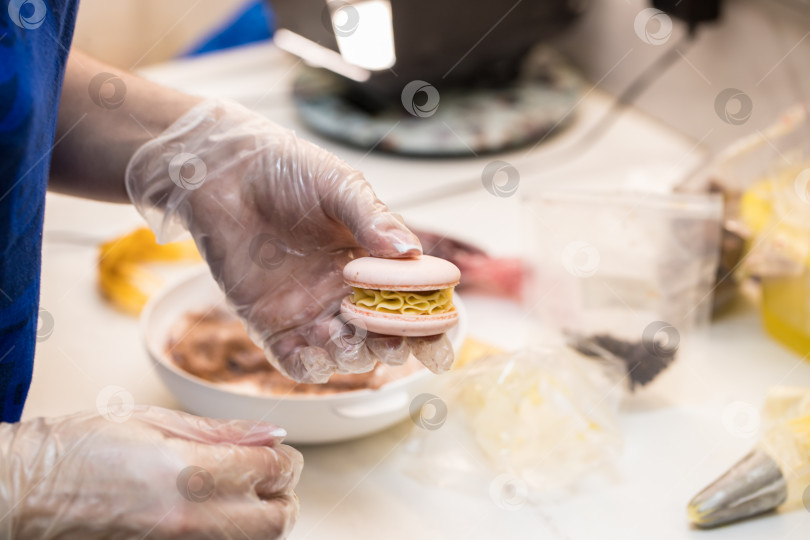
left=318, top=315, right=376, bottom=374
left=332, top=343, right=376, bottom=374
left=408, top=334, right=454, bottom=373
left=365, top=333, right=410, bottom=366
left=191, top=441, right=303, bottom=499
left=318, top=168, right=421, bottom=258
left=166, top=487, right=299, bottom=540
left=270, top=333, right=336, bottom=383
left=207, top=493, right=300, bottom=540
left=354, top=211, right=422, bottom=259
left=134, top=406, right=287, bottom=447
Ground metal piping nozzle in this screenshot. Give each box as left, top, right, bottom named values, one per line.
left=688, top=448, right=788, bottom=528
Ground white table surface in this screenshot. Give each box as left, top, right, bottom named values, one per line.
left=29, top=43, right=810, bottom=539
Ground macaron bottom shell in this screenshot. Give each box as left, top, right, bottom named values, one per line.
left=340, top=296, right=459, bottom=337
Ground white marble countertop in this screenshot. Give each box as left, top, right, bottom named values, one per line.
left=29, top=43, right=810, bottom=539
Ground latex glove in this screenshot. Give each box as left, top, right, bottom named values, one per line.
left=0, top=406, right=302, bottom=539
left=126, top=99, right=454, bottom=382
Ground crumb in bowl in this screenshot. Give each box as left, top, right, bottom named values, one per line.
left=165, top=308, right=424, bottom=395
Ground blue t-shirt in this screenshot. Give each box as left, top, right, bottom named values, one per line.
left=0, top=0, right=78, bottom=422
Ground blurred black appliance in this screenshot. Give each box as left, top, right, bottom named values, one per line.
left=267, top=0, right=582, bottom=104
left=653, top=0, right=721, bottom=33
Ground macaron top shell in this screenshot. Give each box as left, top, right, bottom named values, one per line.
left=343, top=255, right=461, bottom=291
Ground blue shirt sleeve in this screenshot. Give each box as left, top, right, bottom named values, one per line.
left=0, top=0, right=79, bottom=421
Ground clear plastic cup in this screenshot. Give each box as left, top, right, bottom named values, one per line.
left=524, top=189, right=723, bottom=393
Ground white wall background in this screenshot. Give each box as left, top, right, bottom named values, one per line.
left=552, top=0, right=810, bottom=155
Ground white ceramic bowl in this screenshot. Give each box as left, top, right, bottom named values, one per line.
left=141, top=268, right=467, bottom=444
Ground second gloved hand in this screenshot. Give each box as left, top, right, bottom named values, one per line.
left=0, top=406, right=301, bottom=539
left=125, top=100, right=454, bottom=382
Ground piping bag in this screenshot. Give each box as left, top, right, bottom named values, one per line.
left=688, top=386, right=810, bottom=527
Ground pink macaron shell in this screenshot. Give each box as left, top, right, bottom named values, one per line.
left=340, top=297, right=459, bottom=337
left=343, top=255, right=460, bottom=291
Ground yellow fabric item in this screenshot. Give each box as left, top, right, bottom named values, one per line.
left=98, top=228, right=200, bottom=314
left=351, top=287, right=454, bottom=315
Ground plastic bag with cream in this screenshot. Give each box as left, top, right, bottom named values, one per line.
left=398, top=346, right=623, bottom=501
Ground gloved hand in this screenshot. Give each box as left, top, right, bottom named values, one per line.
left=0, top=406, right=302, bottom=539
left=125, top=99, right=454, bottom=382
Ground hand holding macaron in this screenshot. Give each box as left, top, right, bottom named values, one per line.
left=126, top=99, right=457, bottom=383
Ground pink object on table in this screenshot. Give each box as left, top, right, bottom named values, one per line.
left=413, top=229, right=526, bottom=302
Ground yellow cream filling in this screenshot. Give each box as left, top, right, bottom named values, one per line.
left=351, top=287, right=454, bottom=315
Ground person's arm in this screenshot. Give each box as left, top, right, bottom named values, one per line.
left=49, top=49, right=202, bottom=202
left=52, top=49, right=452, bottom=383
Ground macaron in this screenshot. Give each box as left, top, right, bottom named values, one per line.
left=340, top=255, right=461, bottom=337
